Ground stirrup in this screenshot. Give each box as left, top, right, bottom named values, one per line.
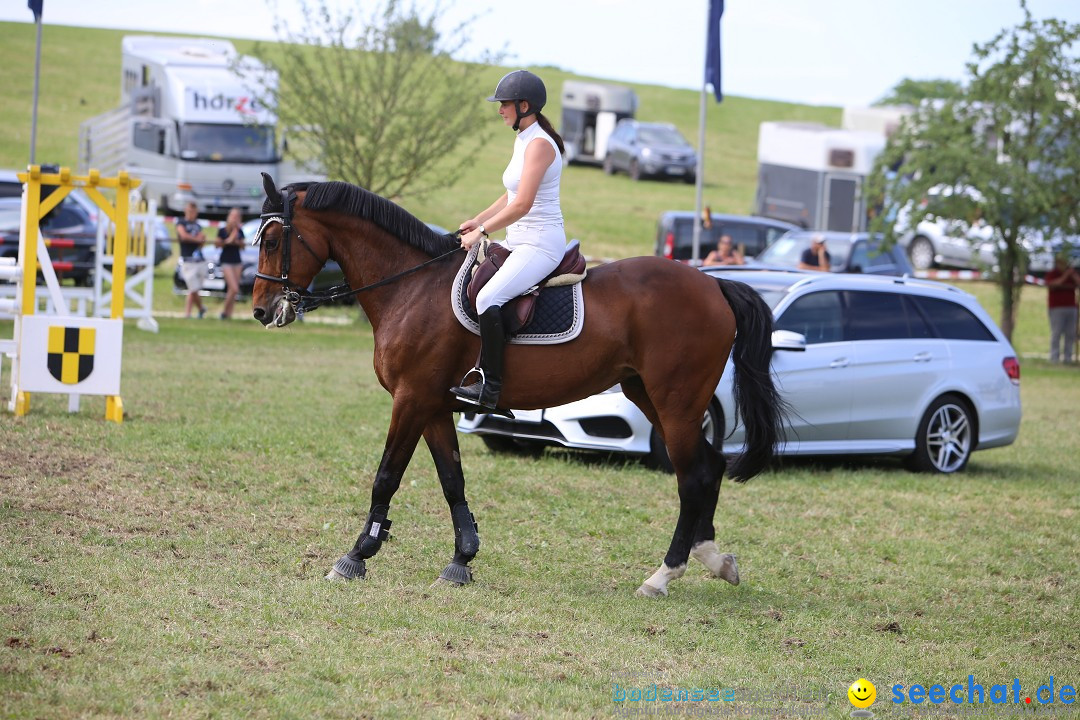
left=451, top=369, right=514, bottom=419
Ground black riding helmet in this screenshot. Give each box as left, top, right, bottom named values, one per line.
left=487, top=70, right=546, bottom=131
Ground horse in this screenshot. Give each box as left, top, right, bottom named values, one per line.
left=250, top=173, right=785, bottom=597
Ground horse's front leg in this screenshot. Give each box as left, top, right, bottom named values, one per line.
left=326, top=401, right=427, bottom=581
left=423, top=414, right=480, bottom=586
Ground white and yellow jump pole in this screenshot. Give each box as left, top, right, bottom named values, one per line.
left=8, top=165, right=139, bottom=423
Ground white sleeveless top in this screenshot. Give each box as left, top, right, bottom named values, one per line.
left=502, top=121, right=563, bottom=228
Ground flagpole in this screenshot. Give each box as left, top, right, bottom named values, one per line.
left=691, top=5, right=710, bottom=266
left=29, top=5, right=43, bottom=165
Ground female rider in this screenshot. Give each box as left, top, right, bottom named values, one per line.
left=450, top=70, right=567, bottom=412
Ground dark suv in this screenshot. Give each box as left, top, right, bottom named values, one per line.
left=655, top=211, right=799, bottom=263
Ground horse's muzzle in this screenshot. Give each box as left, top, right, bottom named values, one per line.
left=252, top=295, right=296, bottom=328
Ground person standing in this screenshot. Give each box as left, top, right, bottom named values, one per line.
left=216, top=207, right=245, bottom=319
left=176, top=201, right=208, bottom=319
left=450, top=70, right=566, bottom=413
left=1046, top=254, right=1080, bottom=364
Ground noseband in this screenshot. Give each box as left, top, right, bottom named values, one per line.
left=254, top=187, right=464, bottom=314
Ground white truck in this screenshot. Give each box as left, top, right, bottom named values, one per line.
left=79, top=36, right=313, bottom=216
left=559, top=80, right=638, bottom=166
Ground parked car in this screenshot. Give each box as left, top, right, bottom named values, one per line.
left=0, top=195, right=97, bottom=285
left=753, top=230, right=913, bottom=276
left=656, top=212, right=799, bottom=262
left=894, top=187, right=995, bottom=271
left=603, top=120, right=697, bottom=182
left=458, top=269, right=1021, bottom=474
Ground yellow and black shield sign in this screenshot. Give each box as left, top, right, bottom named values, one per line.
left=47, top=326, right=95, bottom=384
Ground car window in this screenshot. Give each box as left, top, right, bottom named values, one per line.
left=775, top=291, right=845, bottom=344
left=910, top=296, right=996, bottom=341
left=43, top=202, right=85, bottom=231
left=763, top=227, right=790, bottom=246
left=638, top=126, right=688, bottom=146
left=722, top=224, right=761, bottom=255
left=844, top=290, right=919, bottom=340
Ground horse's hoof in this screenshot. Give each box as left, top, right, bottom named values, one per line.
left=690, top=543, right=740, bottom=586
left=716, top=554, right=740, bottom=585
left=326, top=555, right=366, bottom=581
left=433, top=561, right=473, bottom=587
left=635, top=582, right=667, bottom=598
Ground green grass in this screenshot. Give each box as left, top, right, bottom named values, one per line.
left=3, top=20, right=1079, bottom=720
left=2, top=278, right=1079, bottom=718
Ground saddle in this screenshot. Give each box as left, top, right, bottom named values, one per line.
left=466, top=240, right=587, bottom=334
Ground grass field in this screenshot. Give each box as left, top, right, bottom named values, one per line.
left=2, top=270, right=1079, bottom=719
left=3, top=19, right=1079, bottom=720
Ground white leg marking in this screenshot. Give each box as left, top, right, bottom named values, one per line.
left=636, top=563, right=687, bottom=597
left=690, top=541, right=740, bottom=585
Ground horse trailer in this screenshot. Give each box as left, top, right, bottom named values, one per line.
left=754, top=122, right=885, bottom=232
left=560, top=81, right=638, bottom=165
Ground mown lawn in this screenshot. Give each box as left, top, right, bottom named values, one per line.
left=1, top=286, right=1077, bottom=718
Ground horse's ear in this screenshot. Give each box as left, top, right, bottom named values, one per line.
left=262, top=172, right=281, bottom=205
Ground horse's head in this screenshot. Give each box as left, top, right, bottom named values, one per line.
left=251, top=173, right=329, bottom=328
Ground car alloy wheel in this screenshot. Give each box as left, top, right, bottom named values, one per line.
left=908, top=395, right=973, bottom=473
left=908, top=236, right=935, bottom=271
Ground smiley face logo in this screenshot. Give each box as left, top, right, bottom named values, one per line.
left=848, top=678, right=876, bottom=709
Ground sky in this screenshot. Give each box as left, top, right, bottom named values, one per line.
left=3, top=0, right=1080, bottom=107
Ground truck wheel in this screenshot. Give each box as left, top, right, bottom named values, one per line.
left=905, top=394, right=974, bottom=473
left=908, top=236, right=935, bottom=271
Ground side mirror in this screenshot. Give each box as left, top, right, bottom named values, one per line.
left=772, top=329, right=807, bottom=352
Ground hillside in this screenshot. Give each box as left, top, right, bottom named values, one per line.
left=0, top=21, right=842, bottom=258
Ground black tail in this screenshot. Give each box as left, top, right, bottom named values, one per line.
left=716, top=278, right=787, bottom=481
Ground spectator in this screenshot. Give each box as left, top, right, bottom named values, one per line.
left=1046, top=254, right=1080, bottom=364
left=703, top=234, right=745, bottom=266
left=798, top=234, right=832, bottom=271
left=216, top=207, right=245, bottom=319
left=176, top=202, right=208, bottom=319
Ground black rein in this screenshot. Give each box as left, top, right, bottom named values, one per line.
left=253, top=190, right=463, bottom=314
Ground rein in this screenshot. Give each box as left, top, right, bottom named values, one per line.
left=253, top=188, right=463, bottom=314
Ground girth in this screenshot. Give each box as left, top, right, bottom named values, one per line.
left=466, top=240, right=587, bottom=334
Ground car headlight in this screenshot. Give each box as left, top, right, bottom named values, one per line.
left=640, top=148, right=653, bottom=158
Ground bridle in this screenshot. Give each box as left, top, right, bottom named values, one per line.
left=253, top=187, right=464, bottom=314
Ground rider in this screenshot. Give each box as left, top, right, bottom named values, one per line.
left=450, top=70, right=567, bottom=412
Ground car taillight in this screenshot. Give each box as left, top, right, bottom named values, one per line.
left=1002, top=356, right=1020, bottom=385
left=663, top=231, right=674, bottom=259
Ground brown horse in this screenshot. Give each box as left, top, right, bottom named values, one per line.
left=251, top=174, right=785, bottom=597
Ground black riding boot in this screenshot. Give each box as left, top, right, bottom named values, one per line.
left=451, top=306, right=510, bottom=416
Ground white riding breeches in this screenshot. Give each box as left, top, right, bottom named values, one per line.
left=475, top=225, right=565, bottom=314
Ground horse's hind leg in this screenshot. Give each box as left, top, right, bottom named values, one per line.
left=689, top=444, right=740, bottom=585
left=623, top=378, right=722, bottom=597
left=424, top=414, right=481, bottom=586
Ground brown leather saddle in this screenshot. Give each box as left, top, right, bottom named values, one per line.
left=466, top=240, right=587, bottom=334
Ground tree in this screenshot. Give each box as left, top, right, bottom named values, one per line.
left=874, top=78, right=964, bottom=107
left=868, top=1, right=1080, bottom=340
left=249, top=0, right=503, bottom=199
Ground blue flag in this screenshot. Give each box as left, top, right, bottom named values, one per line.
left=705, top=0, right=724, bottom=102
left=28, top=0, right=43, bottom=21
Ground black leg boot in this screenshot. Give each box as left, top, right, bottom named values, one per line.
left=451, top=306, right=512, bottom=417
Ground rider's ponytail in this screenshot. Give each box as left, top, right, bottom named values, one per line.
left=535, top=112, right=565, bottom=156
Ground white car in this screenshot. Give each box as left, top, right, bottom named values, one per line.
left=894, top=186, right=995, bottom=271
left=458, top=269, right=1022, bottom=474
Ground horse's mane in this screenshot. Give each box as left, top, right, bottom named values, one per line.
left=290, top=181, right=460, bottom=257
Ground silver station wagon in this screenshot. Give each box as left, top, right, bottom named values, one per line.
left=458, top=269, right=1022, bottom=474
